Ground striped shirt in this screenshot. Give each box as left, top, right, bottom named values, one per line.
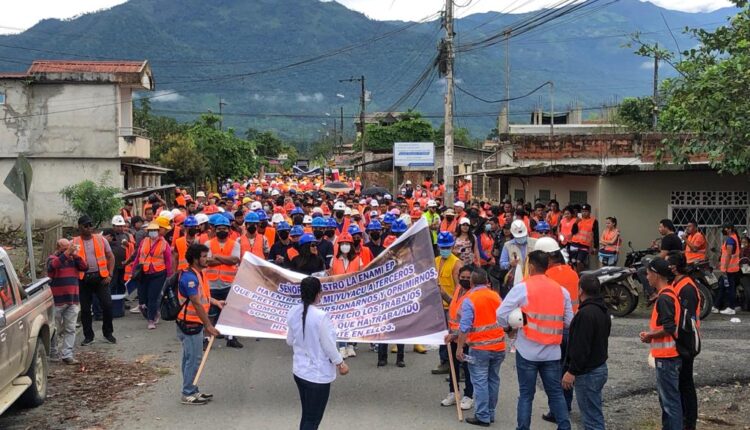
left=47, top=252, right=88, bottom=305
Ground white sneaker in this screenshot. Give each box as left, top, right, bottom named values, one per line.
left=339, top=347, right=348, bottom=358
left=346, top=345, right=356, bottom=357
left=720, top=307, right=736, bottom=315
left=460, top=396, right=474, bottom=410
left=130, top=305, right=142, bottom=314
left=441, top=392, right=456, bottom=407
left=711, top=307, right=719, bottom=314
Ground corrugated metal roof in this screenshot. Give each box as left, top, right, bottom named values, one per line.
left=28, top=60, right=146, bottom=74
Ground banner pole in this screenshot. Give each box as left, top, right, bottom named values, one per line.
left=193, top=336, right=215, bottom=386
left=447, top=344, right=463, bottom=422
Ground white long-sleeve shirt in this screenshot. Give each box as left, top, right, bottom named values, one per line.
left=286, top=304, right=343, bottom=384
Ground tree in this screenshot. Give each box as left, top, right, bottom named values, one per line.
left=434, top=123, right=478, bottom=148
left=134, top=98, right=186, bottom=161
left=358, top=112, right=435, bottom=152
left=60, top=172, right=121, bottom=227
left=617, top=97, right=654, bottom=131
left=188, top=114, right=257, bottom=182
left=160, top=134, right=208, bottom=186
left=634, top=1, right=750, bottom=173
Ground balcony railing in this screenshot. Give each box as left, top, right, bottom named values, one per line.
left=118, top=126, right=149, bottom=138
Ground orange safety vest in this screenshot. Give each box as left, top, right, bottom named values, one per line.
left=440, top=219, right=457, bottom=234
left=287, top=246, right=299, bottom=261
left=447, top=286, right=469, bottom=335
left=522, top=275, right=565, bottom=345
left=123, top=233, right=135, bottom=281
left=601, top=228, right=620, bottom=253
left=480, top=233, right=495, bottom=265
left=559, top=218, right=576, bottom=245
left=684, top=231, right=707, bottom=263
left=73, top=235, right=110, bottom=280
left=240, top=234, right=266, bottom=259
left=171, top=225, right=182, bottom=248
left=331, top=256, right=362, bottom=275
left=465, top=287, right=506, bottom=351
left=175, top=236, right=190, bottom=271
left=546, top=211, right=561, bottom=229
left=264, top=226, right=276, bottom=248
left=720, top=233, right=741, bottom=273
left=383, top=235, right=397, bottom=248
left=178, top=269, right=210, bottom=324
left=357, top=246, right=373, bottom=266
left=545, top=264, right=580, bottom=313
left=139, top=237, right=168, bottom=273
left=672, top=276, right=701, bottom=330
left=649, top=287, right=680, bottom=358
left=205, top=238, right=238, bottom=282
left=571, top=217, right=596, bottom=247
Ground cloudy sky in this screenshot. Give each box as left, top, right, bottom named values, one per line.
left=0, top=0, right=734, bottom=34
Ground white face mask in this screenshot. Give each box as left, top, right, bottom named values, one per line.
left=340, top=244, right=351, bottom=254
left=148, top=231, right=159, bottom=239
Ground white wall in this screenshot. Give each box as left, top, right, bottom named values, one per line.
left=509, top=175, right=599, bottom=210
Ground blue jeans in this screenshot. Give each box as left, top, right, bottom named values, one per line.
left=598, top=253, right=618, bottom=266
left=467, top=348, right=505, bottom=423
left=574, top=364, right=608, bottom=430
left=177, top=325, right=204, bottom=396
left=516, top=352, right=571, bottom=430
left=656, top=357, right=683, bottom=430
left=138, top=271, right=166, bottom=321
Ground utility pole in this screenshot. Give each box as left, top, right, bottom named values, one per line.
left=339, top=76, right=366, bottom=177
left=443, top=0, right=455, bottom=207
left=340, top=106, right=344, bottom=154
left=652, top=43, right=659, bottom=130
left=504, top=29, right=511, bottom=134
left=550, top=81, right=554, bottom=138
left=219, top=98, right=227, bottom=131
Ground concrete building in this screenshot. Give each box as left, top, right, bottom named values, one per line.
left=0, top=60, right=164, bottom=226
left=476, top=133, right=750, bottom=261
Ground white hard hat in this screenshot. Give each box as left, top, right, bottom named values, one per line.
left=454, top=201, right=465, bottom=209
left=334, top=201, right=346, bottom=211
left=427, top=199, right=437, bottom=207
left=384, top=194, right=392, bottom=200
left=344, top=207, right=352, bottom=216
left=196, top=191, right=206, bottom=198
left=171, top=208, right=182, bottom=217
left=510, top=220, right=528, bottom=238
left=391, top=208, right=401, bottom=216
left=111, top=215, right=126, bottom=226
left=465, top=175, right=472, bottom=181
left=303, top=215, right=313, bottom=224
left=271, top=189, right=280, bottom=196
left=271, top=213, right=285, bottom=224
left=459, top=217, right=471, bottom=225
left=159, top=210, right=174, bottom=221
left=406, top=180, right=412, bottom=185
left=359, top=199, right=367, bottom=205
left=370, top=200, right=379, bottom=207
left=312, top=207, right=324, bottom=214
left=508, top=308, right=525, bottom=329
left=534, top=237, right=561, bottom=253
left=195, top=213, right=209, bottom=225
left=250, top=201, right=262, bottom=211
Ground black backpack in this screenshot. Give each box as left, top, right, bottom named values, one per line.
left=160, top=272, right=187, bottom=321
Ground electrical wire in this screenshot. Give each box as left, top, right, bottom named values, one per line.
left=455, top=81, right=552, bottom=103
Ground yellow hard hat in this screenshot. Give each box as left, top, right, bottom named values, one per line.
left=155, top=216, right=172, bottom=230
left=242, top=197, right=252, bottom=204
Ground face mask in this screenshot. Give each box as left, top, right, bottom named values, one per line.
left=148, top=231, right=159, bottom=239
left=516, top=236, right=527, bottom=245
left=278, top=231, right=290, bottom=240
left=263, top=205, right=271, bottom=212
left=459, top=279, right=471, bottom=289
left=325, top=229, right=335, bottom=237
left=313, top=230, right=324, bottom=239
left=335, top=211, right=344, bottom=218
left=188, top=228, right=199, bottom=236
left=369, top=231, right=381, bottom=241
left=340, top=244, right=351, bottom=254
left=247, top=225, right=257, bottom=234
left=440, top=249, right=452, bottom=259
left=485, top=224, right=492, bottom=232
left=216, top=231, right=229, bottom=240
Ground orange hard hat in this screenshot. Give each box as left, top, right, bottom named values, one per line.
left=337, top=232, right=353, bottom=243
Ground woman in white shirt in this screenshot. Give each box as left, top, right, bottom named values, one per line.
left=286, top=276, right=349, bottom=430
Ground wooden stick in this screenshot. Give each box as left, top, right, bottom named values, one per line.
left=193, top=336, right=215, bottom=386
left=447, top=343, right=464, bottom=422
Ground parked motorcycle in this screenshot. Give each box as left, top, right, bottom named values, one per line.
left=739, top=257, right=750, bottom=311
left=685, top=259, right=716, bottom=320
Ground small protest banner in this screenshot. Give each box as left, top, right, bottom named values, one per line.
left=216, top=217, right=448, bottom=344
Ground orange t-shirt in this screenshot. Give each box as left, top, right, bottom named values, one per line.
left=545, top=264, right=580, bottom=313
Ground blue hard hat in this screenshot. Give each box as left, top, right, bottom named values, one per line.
left=437, top=231, right=455, bottom=248
left=312, top=217, right=328, bottom=228
left=183, top=215, right=199, bottom=228
left=290, top=225, right=304, bottom=237
left=383, top=213, right=396, bottom=224
left=535, top=221, right=551, bottom=232
left=209, top=213, right=231, bottom=227
left=348, top=224, right=362, bottom=235
left=221, top=212, right=234, bottom=222
left=299, top=234, right=316, bottom=246
left=327, top=218, right=338, bottom=228
left=255, top=189, right=263, bottom=195
left=366, top=220, right=382, bottom=231
left=244, top=212, right=260, bottom=223
left=255, top=209, right=268, bottom=222
left=290, top=207, right=304, bottom=216
left=276, top=221, right=291, bottom=231
left=391, top=219, right=408, bottom=233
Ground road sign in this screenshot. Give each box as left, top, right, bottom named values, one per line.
left=394, top=142, right=434, bottom=168
left=4, top=155, right=32, bottom=201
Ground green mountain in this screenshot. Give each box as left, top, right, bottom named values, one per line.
left=0, top=0, right=737, bottom=141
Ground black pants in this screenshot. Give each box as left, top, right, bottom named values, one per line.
left=448, top=342, right=473, bottom=397
left=378, top=343, right=404, bottom=362
left=79, top=273, right=113, bottom=339
left=294, top=375, right=331, bottom=430
left=679, top=355, right=697, bottom=430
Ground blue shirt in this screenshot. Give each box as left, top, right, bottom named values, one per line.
left=496, top=276, right=573, bottom=362
left=499, top=239, right=528, bottom=270
left=178, top=269, right=201, bottom=299
left=459, top=285, right=488, bottom=334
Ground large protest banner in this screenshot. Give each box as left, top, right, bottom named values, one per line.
left=216, top=217, right=448, bottom=344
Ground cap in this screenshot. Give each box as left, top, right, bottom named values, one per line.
left=581, top=204, right=592, bottom=211
left=111, top=215, right=126, bottom=226
left=444, top=208, right=456, bottom=216
left=77, top=214, right=94, bottom=226
left=459, top=217, right=471, bottom=226
left=649, top=257, right=673, bottom=278
left=510, top=220, right=528, bottom=238
left=454, top=201, right=465, bottom=209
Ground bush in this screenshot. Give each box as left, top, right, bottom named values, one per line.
left=60, top=172, right=122, bottom=227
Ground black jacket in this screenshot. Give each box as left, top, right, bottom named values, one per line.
left=566, top=296, right=611, bottom=376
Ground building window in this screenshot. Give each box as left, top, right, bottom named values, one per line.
left=514, top=189, right=526, bottom=203
left=538, top=189, right=551, bottom=204
left=0, top=92, right=5, bottom=105
left=569, top=190, right=588, bottom=205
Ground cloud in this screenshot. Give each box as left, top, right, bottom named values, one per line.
left=150, top=90, right=184, bottom=102
left=252, top=93, right=279, bottom=103
left=296, top=92, right=325, bottom=103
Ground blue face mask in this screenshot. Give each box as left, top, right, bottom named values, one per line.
left=440, top=249, right=453, bottom=258
left=515, top=236, right=527, bottom=245
left=484, top=224, right=492, bottom=232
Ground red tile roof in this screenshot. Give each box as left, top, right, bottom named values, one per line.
left=0, top=72, right=28, bottom=79
left=27, top=60, right=147, bottom=74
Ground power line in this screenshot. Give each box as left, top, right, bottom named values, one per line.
left=455, top=81, right=553, bottom=103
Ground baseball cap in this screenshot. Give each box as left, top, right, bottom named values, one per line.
left=649, top=257, right=673, bottom=278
